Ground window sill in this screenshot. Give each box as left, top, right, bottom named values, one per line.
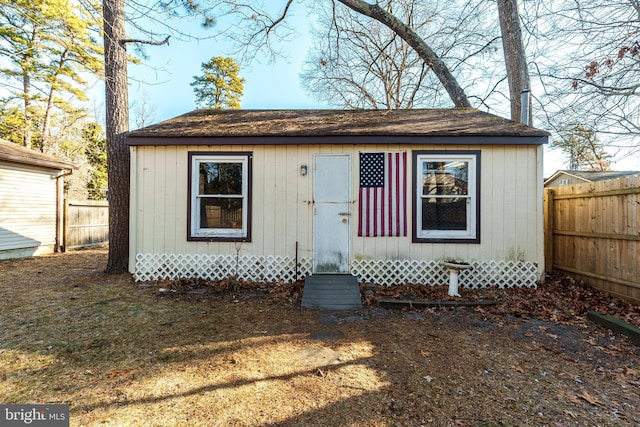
left=412, top=236, right=480, bottom=244
left=188, top=235, right=250, bottom=242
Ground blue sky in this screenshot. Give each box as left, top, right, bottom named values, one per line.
left=124, top=12, right=326, bottom=124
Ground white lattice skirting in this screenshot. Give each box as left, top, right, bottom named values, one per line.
left=135, top=253, right=539, bottom=288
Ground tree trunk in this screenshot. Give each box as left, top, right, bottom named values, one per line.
left=497, top=0, right=531, bottom=123
left=42, top=49, right=70, bottom=153
left=336, top=0, right=471, bottom=108
left=22, top=70, right=32, bottom=148
left=42, top=84, right=56, bottom=154
left=103, top=0, right=130, bottom=274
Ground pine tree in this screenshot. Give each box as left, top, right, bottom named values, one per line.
left=0, top=0, right=102, bottom=150
left=191, top=57, right=245, bottom=109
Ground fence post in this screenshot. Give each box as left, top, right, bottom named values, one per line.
left=543, top=188, right=554, bottom=273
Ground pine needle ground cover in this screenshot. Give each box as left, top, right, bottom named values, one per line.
left=1, top=248, right=639, bottom=426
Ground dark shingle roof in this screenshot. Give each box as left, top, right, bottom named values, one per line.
left=126, top=109, right=550, bottom=141
left=0, top=139, right=75, bottom=170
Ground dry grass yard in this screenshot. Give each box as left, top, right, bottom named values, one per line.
left=1, top=247, right=639, bottom=426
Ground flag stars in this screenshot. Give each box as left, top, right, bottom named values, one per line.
left=360, top=152, right=385, bottom=187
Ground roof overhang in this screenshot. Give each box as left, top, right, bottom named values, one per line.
left=125, top=109, right=551, bottom=146
left=0, top=139, right=76, bottom=170
left=126, top=134, right=549, bottom=147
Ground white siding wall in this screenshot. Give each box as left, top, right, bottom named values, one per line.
left=0, top=161, right=58, bottom=258
left=130, top=143, right=544, bottom=275
left=129, top=143, right=545, bottom=287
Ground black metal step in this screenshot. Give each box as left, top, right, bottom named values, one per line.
left=302, top=274, right=362, bottom=310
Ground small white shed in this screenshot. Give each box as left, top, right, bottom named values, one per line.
left=0, top=139, right=75, bottom=259
left=126, top=109, right=549, bottom=288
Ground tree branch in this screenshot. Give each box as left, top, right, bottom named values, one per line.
left=120, top=35, right=170, bottom=47
left=335, top=0, right=471, bottom=108
left=267, top=0, right=294, bottom=34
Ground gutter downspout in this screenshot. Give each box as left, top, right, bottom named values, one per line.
left=55, top=169, right=73, bottom=252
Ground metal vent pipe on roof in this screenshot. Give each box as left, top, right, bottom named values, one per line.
left=520, top=89, right=531, bottom=126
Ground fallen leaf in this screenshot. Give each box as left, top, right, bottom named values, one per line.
left=566, top=394, right=582, bottom=404
left=511, top=365, right=525, bottom=374
left=109, top=369, right=132, bottom=379
left=577, top=391, right=600, bottom=405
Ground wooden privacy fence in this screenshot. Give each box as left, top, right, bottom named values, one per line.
left=544, top=175, right=640, bottom=304
left=65, top=200, right=109, bottom=250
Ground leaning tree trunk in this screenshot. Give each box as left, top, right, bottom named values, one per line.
left=336, top=0, right=471, bottom=108
left=497, top=0, right=531, bottom=123
left=22, top=69, right=32, bottom=148
left=41, top=49, right=69, bottom=154
left=103, top=0, right=130, bottom=274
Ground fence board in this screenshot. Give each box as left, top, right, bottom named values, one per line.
left=544, top=175, right=640, bottom=305
left=65, top=200, right=109, bottom=249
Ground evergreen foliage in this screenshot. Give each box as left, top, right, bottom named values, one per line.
left=191, top=57, right=245, bottom=109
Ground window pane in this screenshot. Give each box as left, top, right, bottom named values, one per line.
left=199, top=162, right=243, bottom=195
left=422, top=161, right=469, bottom=196
left=422, top=197, right=467, bottom=231
left=200, top=197, right=243, bottom=229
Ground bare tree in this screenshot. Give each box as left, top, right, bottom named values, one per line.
left=334, top=0, right=470, bottom=107
left=301, top=0, right=501, bottom=109
left=131, top=90, right=157, bottom=129
left=302, top=0, right=440, bottom=109
left=523, top=0, right=640, bottom=155
left=194, top=0, right=479, bottom=107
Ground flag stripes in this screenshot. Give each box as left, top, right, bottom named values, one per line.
left=358, top=152, right=407, bottom=237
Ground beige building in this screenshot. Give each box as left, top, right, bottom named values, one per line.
left=126, top=109, right=549, bottom=288
left=0, top=139, right=75, bottom=259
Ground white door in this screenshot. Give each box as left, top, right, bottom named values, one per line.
left=313, top=154, right=351, bottom=273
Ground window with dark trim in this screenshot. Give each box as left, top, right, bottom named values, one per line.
left=413, top=150, right=480, bottom=243
left=188, top=152, right=252, bottom=241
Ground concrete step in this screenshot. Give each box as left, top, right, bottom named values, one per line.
left=302, top=274, right=362, bottom=310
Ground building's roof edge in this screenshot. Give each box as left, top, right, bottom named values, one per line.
left=0, top=139, right=76, bottom=170
left=126, top=108, right=551, bottom=141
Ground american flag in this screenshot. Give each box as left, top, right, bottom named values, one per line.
left=358, top=152, right=407, bottom=237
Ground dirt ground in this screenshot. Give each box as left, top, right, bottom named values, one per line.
left=1, top=247, right=639, bottom=426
